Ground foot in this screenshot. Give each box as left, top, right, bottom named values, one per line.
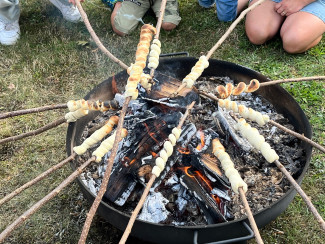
left=49, top=0, right=82, bottom=23
left=0, top=19, right=20, bottom=45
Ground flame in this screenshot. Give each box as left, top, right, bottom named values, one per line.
left=196, top=130, right=205, bottom=151
left=151, top=151, right=157, bottom=157
left=178, top=147, right=191, bottom=154
left=144, top=123, right=160, bottom=144
left=129, top=158, right=137, bottom=166
left=178, top=166, right=194, bottom=177
left=194, top=170, right=212, bottom=191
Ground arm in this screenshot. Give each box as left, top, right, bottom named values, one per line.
left=274, top=0, right=316, bottom=16
left=69, top=0, right=85, bottom=5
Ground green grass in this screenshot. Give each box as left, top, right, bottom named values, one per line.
left=0, top=0, right=324, bottom=243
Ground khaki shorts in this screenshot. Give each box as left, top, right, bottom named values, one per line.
left=114, top=0, right=181, bottom=34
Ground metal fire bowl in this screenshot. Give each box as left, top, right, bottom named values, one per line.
left=66, top=57, right=312, bottom=244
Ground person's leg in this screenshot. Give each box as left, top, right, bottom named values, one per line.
left=0, top=0, right=20, bottom=45
left=245, top=0, right=284, bottom=44
left=216, top=0, right=241, bottom=21
left=112, top=0, right=149, bottom=36
left=48, top=0, right=82, bottom=23
left=280, top=0, right=325, bottom=53
left=152, top=0, right=181, bottom=31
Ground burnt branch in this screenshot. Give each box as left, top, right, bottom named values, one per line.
left=0, top=104, right=67, bottom=120
left=274, top=160, right=325, bottom=232
left=78, top=96, right=131, bottom=244
left=0, top=156, right=96, bottom=243
left=259, top=76, right=325, bottom=87
left=0, top=117, right=66, bottom=145
left=119, top=101, right=196, bottom=244
left=75, top=0, right=129, bottom=70
left=0, top=154, right=76, bottom=207
left=239, top=187, right=264, bottom=244
left=206, top=0, right=267, bottom=59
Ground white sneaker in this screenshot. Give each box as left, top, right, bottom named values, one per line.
left=49, top=0, right=82, bottom=23
left=0, top=19, right=20, bottom=45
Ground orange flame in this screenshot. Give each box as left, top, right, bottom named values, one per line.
left=178, top=147, right=191, bottom=154
left=151, top=151, right=157, bottom=157
left=129, top=158, right=137, bottom=166
left=196, top=131, right=205, bottom=151
left=144, top=123, right=160, bottom=144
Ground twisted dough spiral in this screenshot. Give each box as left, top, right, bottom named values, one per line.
left=67, top=99, right=118, bottom=112
left=73, top=116, right=119, bottom=155
left=152, top=127, right=182, bottom=177
left=182, top=56, right=209, bottom=88
left=212, top=138, right=247, bottom=194
left=216, top=79, right=260, bottom=99
left=148, top=39, right=161, bottom=70
left=235, top=118, right=279, bottom=163
left=92, top=128, right=128, bottom=163
left=218, top=99, right=270, bottom=126
left=65, top=108, right=88, bottom=123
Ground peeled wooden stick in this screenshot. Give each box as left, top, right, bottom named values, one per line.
left=119, top=101, right=195, bottom=244
left=0, top=154, right=76, bottom=207
left=75, top=0, right=129, bottom=70
left=78, top=96, right=131, bottom=244
left=238, top=187, right=264, bottom=244
left=0, top=156, right=96, bottom=243
left=149, top=0, right=167, bottom=77
left=273, top=160, right=325, bottom=232
left=259, top=76, right=325, bottom=87
left=0, top=104, right=67, bottom=120
left=0, top=117, right=66, bottom=145
left=199, top=91, right=325, bottom=154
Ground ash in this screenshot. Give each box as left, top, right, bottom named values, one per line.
left=78, top=75, right=306, bottom=225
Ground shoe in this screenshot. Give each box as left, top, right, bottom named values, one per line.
left=49, top=0, right=82, bottom=23
left=0, top=19, right=20, bottom=45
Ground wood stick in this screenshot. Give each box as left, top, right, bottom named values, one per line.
left=119, top=101, right=195, bottom=244
left=0, top=156, right=96, bottom=243
left=75, top=0, right=129, bottom=70
left=0, top=154, right=76, bottom=207
left=269, top=120, right=325, bottom=153
left=149, top=0, right=167, bottom=77
left=238, top=187, right=264, bottom=244
left=0, top=104, right=67, bottom=120
left=198, top=90, right=325, bottom=154
left=78, top=96, right=131, bottom=244
left=259, top=76, right=325, bottom=87
left=0, top=117, right=66, bottom=145
left=273, top=160, right=325, bottom=232
left=206, top=0, right=267, bottom=59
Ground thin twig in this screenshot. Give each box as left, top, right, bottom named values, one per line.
left=0, top=154, right=76, bottom=207
left=119, top=101, right=195, bottom=244
left=0, top=156, right=96, bottom=243
left=273, top=160, right=325, bottom=232
left=78, top=96, right=131, bottom=244
left=269, top=120, right=325, bottom=153
left=75, top=0, right=129, bottom=70
left=198, top=90, right=325, bottom=154
left=206, top=0, right=267, bottom=59
left=0, top=117, right=66, bottom=145
left=0, top=104, right=67, bottom=120
left=238, top=187, right=264, bottom=244
left=259, top=76, right=325, bottom=87
left=149, top=0, right=167, bottom=77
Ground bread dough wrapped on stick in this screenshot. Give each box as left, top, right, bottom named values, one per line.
left=152, top=128, right=182, bottom=177
left=73, top=116, right=119, bottom=155
left=148, top=39, right=161, bottom=70
left=216, top=79, right=260, bottom=99
left=67, top=99, right=119, bottom=112
left=125, top=24, right=156, bottom=100
left=235, top=118, right=279, bottom=163
left=65, top=108, right=88, bottom=123
left=182, top=56, right=209, bottom=88
left=212, top=138, right=247, bottom=194
left=92, top=128, right=128, bottom=163
left=218, top=99, right=270, bottom=126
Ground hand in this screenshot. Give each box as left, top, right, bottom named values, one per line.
left=274, top=0, right=310, bottom=17
left=69, top=0, right=85, bottom=5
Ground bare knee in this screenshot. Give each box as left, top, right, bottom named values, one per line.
left=245, top=24, right=271, bottom=45
left=281, top=31, right=321, bottom=54
left=161, top=22, right=177, bottom=31
left=111, top=2, right=127, bottom=37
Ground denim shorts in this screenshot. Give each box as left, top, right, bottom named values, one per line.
left=198, top=0, right=238, bottom=22
left=272, top=0, right=325, bottom=23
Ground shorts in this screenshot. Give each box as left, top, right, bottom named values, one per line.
left=114, top=0, right=181, bottom=34
left=198, top=0, right=238, bottom=22
left=272, top=0, right=325, bottom=23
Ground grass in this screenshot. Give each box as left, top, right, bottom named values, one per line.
left=0, top=0, right=324, bottom=243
